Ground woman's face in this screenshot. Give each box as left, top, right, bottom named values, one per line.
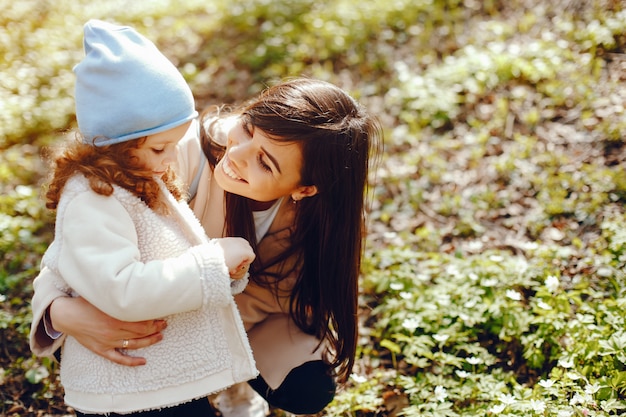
left=132, top=122, right=191, bottom=176
left=214, top=117, right=311, bottom=202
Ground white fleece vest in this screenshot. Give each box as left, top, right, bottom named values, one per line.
left=42, top=175, right=257, bottom=414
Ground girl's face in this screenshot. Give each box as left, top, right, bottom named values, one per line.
left=214, top=117, right=316, bottom=202
left=132, top=122, right=191, bottom=176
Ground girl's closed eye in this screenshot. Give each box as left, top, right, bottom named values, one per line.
left=151, top=148, right=165, bottom=154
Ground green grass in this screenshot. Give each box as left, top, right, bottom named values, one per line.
left=1, top=0, right=625, bottom=415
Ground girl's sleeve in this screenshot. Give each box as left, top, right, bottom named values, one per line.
left=57, top=191, right=233, bottom=322
left=29, top=266, right=69, bottom=357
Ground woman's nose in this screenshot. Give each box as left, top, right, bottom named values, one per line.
left=227, top=126, right=252, bottom=148
left=227, top=142, right=250, bottom=167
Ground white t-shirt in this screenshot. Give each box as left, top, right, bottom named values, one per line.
left=253, top=197, right=283, bottom=243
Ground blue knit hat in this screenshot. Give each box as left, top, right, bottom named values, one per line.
left=74, top=19, right=198, bottom=147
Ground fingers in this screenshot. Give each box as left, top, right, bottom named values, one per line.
left=229, top=271, right=246, bottom=280
left=120, top=331, right=164, bottom=351
left=52, top=297, right=166, bottom=341
left=82, top=331, right=164, bottom=368
left=103, top=349, right=147, bottom=367
left=229, top=261, right=250, bottom=279
left=93, top=329, right=165, bottom=367
left=50, top=297, right=168, bottom=367
left=117, top=319, right=167, bottom=339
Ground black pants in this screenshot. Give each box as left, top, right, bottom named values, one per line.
left=75, top=397, right=216, bottom=417
left=248, top=360, right=336, bottom=415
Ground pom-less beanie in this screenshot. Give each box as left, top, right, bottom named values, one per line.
left=74, top=19, right=198, bottom=147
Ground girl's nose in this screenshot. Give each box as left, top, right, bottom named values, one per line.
left=162, top=148, right=177, bottom=165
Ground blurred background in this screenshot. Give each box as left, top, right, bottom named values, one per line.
left=2, top=1, right=626, bottom=416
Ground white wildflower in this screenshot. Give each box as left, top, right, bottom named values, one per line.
left=498, top=394, right=517, bottom=405
left=459, top=312, right=471, bottom=324
left=570, top=391, right=593, bottom=406
left=558, top=358, right=574, bottom=368
left=482, top=278, right=499, bottom=287
left=433, top=334, right=450, bottom=343
left=390, top=282, right=404, bottom=291
left=399, top=291, right=412, bottom=300
left=466, top=356, right=482, bottom=365
left=464, top=298, right=478, bottom=308
left=466, top=240, right=483, bottom=252
left=350, top=374, right=367, bottom=383
left=545, top=275, right=560, bottom=293
left=455, top=370, right=470, bottom=378
left=530, top=399, right=546, bottom=413
left=538, top=379, right=554, bottom=388
left=569, top=393, right=584, bottom=406
left=446, top=265, right=460, bottom=276
left=416, top=273, right=430, bottom=282
left=402, top=317, right=421, bottom=332
left=537, top=301, right=552, bottom=310
left=436, top=293, right=451, bottom=306
left=489, top=404, right=506, bottom=414
left=434, top=385, right=448, bottom=402
left=506, top=289, right=522, bottom=301
left=520, top=241, right=539, bottom=251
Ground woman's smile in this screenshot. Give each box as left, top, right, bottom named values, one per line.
left=221, top=156, right=245, bottom=182
left=212, top=117, right=311, bottom=202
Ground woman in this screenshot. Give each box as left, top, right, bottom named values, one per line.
left=30, top=77, right=383, bottom=415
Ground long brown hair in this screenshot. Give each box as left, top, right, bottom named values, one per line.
left=200, top=78, right=383, bottom=382
left=45, top=134, right=183, bottom=211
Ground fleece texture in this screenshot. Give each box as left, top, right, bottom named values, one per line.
left=41, top=174, right=257, bottom=414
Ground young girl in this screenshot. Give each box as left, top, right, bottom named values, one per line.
left=38, top=19, right=257, bottom=416
left=31, top=78, right=383, bottom=416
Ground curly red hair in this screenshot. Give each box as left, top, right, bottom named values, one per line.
left=45, top=134, right=184, bottom=213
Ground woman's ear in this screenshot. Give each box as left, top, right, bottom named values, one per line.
left=291, top=185, right=318, bottom=201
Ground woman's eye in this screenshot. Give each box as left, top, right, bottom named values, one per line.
left=152, top=148, right=164, bottom=154
left=258, top=155, right=272, bottom=172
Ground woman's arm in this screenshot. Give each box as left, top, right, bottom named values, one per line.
left=29, top=266, right=166, bottom=366
left=49, top=296, right=166, bottom=366
left=29, top=266, right=71, bottom=356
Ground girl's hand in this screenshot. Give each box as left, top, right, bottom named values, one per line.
left=49, top=296, right=167, bottom=366
left=215, top=237, right=255, bottom=279
left=228, top=260, right=251, bottom=280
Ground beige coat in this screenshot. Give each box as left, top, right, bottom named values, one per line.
left=30, top=119, right=325, bottom=390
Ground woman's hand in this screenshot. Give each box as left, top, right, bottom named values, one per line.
left=49, top=296, right=167, bottom=366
